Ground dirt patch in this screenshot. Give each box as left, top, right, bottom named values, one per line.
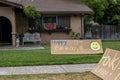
left=0, top=72, right=102, bottom=80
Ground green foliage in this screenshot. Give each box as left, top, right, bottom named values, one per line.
left=81, top=0, right=120, bottom=26
left=71, top=32, right=81, bottom=39
left=103, top=1, right=120, bottom=26
left=112, top=15, right=120, bottom=26
left=24, top=5, right=41, bottom=24
left=81, top=0, right=107, bottom=22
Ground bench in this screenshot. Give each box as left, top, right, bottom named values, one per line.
left=23, top=32, right=41, bottom=45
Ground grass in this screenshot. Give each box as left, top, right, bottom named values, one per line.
left=0, top=72, right=102, bottom=80
left=0, top=41, right=120, bottom=67
left=102, top=40, right=120, bottom=51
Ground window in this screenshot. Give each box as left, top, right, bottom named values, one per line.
left=43, top=17, right=56, bottom=30
left=57, top=16, right=70, bottom=29
left=43, top=17, right=56, bottom=23
left=39, top=16, right=70, bottom=30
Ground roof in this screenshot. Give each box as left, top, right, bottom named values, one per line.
left=0, top=0, right=23, bottom=8
left=6, top=0, right=94, bottom=14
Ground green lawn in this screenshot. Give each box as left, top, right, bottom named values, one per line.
left=0, top=41, right=120, bottom=67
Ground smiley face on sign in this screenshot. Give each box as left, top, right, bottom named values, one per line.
left=90, top=42, right=101, bottom=51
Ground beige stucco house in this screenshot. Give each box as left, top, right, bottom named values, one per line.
left=0, top=0, right=93, bottom=47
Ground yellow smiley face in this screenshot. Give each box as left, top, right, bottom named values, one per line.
left=90, top=42, right=101, bottom=51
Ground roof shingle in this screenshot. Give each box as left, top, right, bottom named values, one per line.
left=6, top=0, right=94, bottom=14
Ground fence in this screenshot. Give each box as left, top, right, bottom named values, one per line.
left=85, top=25, right=120, bottom=40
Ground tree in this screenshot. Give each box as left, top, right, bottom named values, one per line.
left=103, top=0, right=120, bottom=26
left=81, top=0, right=120, bottom=26
left=24, top=5, right=41, bottom=28
left=81, top=0, right=107, bottom=22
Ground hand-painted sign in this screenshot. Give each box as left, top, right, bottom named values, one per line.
left=51, top=40, right=103, bottom=54
left=91, top=48, right=120, bottom=80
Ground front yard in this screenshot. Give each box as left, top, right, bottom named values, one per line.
left=0, top=72, right=102, bottom=80
left=0, top=41, right=120, bottom=67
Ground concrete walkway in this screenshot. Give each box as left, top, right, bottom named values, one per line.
left=0, top=45, right=44, bottom=50
left=0, top=64, right=96, bottom=75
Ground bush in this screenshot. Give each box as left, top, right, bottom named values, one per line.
left=24, top=5, right=41, bottom=24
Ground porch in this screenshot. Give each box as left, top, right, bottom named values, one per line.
left=16, top=15, right=83, bottom=44
left=0, top=0, right=92, bottom=47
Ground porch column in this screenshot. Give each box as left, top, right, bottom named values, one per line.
left=11, top=10, right=16, bottom=47
left=12, top=32, right=16, bottom=47
left=81, top=15, right=84, bottom=38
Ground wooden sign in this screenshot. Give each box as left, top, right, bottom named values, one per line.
left=91, top=48, right=120, bottom=80
left=51, top=40, right=103, bottom=54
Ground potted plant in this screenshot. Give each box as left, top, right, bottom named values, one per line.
left=71, top=32, right=81, bottom=39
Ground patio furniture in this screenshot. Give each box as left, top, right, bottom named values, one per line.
left=23, top=32, right=41, bottom=45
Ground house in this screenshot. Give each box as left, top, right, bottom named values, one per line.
left=0, top=0, right=93, bottom=47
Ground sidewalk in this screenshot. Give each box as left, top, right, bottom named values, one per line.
left=0, top=64, right=96, bottom=75
left=0, top=45, right=44, bottom=50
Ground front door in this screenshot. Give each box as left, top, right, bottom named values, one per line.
left=0, top=16, right=12, bottom=44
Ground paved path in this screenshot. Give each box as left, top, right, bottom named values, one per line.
left=0, top=46, right=44, bottom=50
left=0, top=64, right=96, bottom=75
